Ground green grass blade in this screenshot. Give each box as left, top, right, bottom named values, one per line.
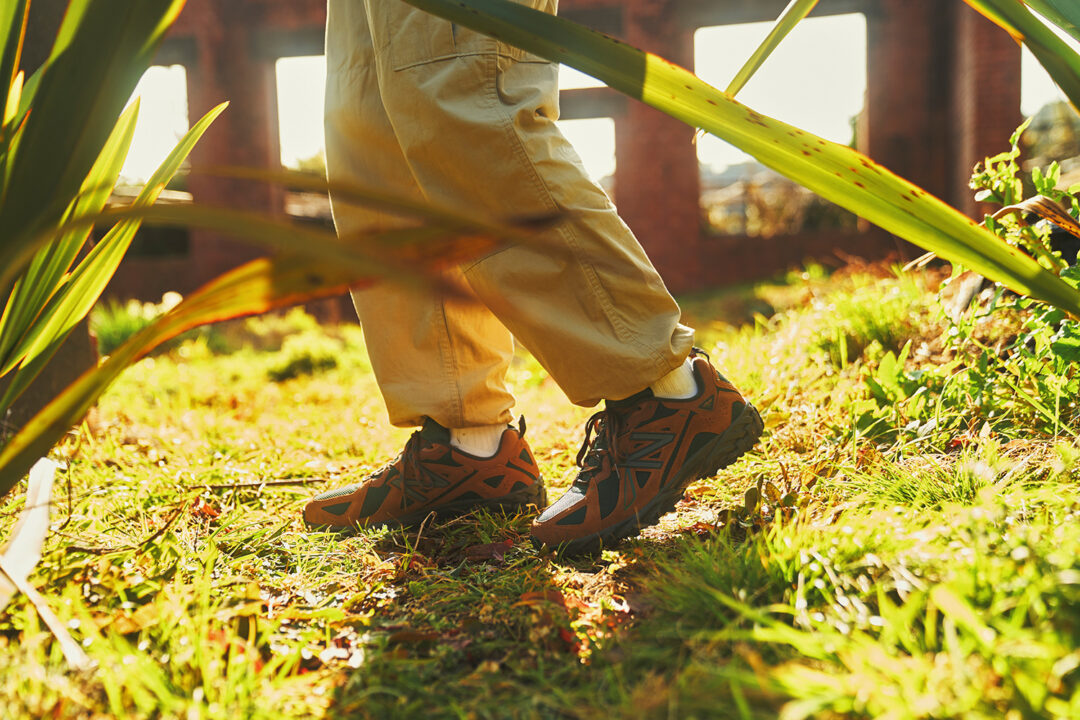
left=964, top=0, right=1080, bottom=112
left=3, top=63, right=40, bottom=146
left=1024, top=0, right=1080, bottom=44
left=0, top=0, right=27, bottom=83
left=0, top=0, right=28, bottom=100
left=726, top=0, right=819, bottom=97
left=401, top=0, right=1080, bottom=318
left=0, top=0, right=185, bottom=277
left=0, top=66, right=39, bottom=188
left=0, top=101, right=141, bottom=372
left=0, top=255, right=377, bottom=496
left=1, top=103, right=227, bottom=376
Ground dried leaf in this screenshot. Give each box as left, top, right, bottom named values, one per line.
left=464, top=539, right=514, bottom=563
left=993, top=194, right=1080, bottom=241
left=744, top=486, right=761, bottom=512
left=190, top=497, right=221, bottom=520
left=763, top=481, right=782, bottom=504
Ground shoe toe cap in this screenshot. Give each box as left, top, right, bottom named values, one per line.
left=530, top=486, right=590, bottom=546
left=304, top=483, right=362, bottom=527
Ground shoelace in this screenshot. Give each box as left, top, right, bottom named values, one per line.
left=392, top=431, right=431, bottom=489
left=575, top=407, right=626, bottom=474
left=574, top=351, right=709, bottom=476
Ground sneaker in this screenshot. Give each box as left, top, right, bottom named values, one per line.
left=530, top=350, right=762, bottom=554
left=304, top=418, right=547, bottom=529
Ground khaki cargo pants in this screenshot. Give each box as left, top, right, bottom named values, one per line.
left=325, top=0, right=694, bottom=428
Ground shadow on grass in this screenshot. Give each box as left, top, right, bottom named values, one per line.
left=324, top=510, right=597, bottom=718
left=320, top=511, right=791, bottom=720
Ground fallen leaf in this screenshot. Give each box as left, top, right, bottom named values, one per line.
left=191, top=497, right=221, bottom=520
left=465, top=539, right=514, bottom=562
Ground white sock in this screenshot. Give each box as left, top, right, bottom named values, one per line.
left=450, top=424, right=506, bottom=458
left=650, top=358, right=698, bottom=400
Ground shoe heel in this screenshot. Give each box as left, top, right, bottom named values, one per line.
left=704, top=402, right=763, bottom=475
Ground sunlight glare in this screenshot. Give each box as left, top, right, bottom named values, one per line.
left=276, top=56, right=327, bottom=169
left=694, top=14, right=867, bottom=171
left=1021, top=18, right=1080, bottom=117
left=556, top=117, right=616, bottom=182
left=559, top=65, right=604, bottom=90
left=120, top=65, right=189, bottom=184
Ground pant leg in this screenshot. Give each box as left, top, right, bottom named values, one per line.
left=325, top=0, right=516, bottom=429
left=364, top=0, right=695, bottom=407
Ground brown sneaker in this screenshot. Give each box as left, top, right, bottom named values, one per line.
left=304, top=418, right=547, bottom=529
left=530, top=350, right=762, bottom=554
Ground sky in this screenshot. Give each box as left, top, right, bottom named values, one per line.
left=120, top=13, right=1079, bottom=184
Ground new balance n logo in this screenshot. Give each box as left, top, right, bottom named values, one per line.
left=623, top=432, right=676, bottom=470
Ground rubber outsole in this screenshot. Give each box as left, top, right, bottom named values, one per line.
left=304, top=482, right=548, bottom=533
left=536, top=402, right=764, bottom=556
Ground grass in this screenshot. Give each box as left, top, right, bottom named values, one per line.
left=2, top=266, right=1079, bottom=719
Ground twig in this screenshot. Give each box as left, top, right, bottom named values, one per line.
left=57, top=461, right=75, bottom=534
left=0, top=556, right=94, bottom=672
left=55, top=501, right=190, bottom=557
left=134, top=502, right=189, bottom=554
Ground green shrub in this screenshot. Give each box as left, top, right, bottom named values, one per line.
left=90, top=293, right=182, bottom=355
left=266, top=332, right=343, bottom=382
left=813, top=275, right=928, bottom=367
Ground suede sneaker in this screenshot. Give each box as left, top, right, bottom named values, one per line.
left=304, top=418, right=546, bottom=529
left=531, top=350, right=762, bottom=554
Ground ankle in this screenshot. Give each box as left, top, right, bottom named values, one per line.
left=450, top=424, right=507, bottom=458
left=650, top=358, right=698, bottom=400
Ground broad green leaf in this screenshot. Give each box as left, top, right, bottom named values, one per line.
left=43, top=205, right=489, bottom=289
left=1024, top=0, right=1080, bottom=44
left=0, top=101, right=141, bottom=371
left=1, top=103, right=227, bottom=378
left=0, top=66, right=39, bottom=193
left=1051, top=323, right=1080, bottom=363
left=13, top=62, right=38, bottom=120
left=210, top=166, right=564, bottom=240
left=3, top=164, right=561, bottom=299
left=964, top=0, right=1080, bottom=112
left=18, top=165, right=562, bottom=304
left=401, top=0, right=1080, bottom=318
left=726, top=0, right=818, bottom=97
left=0, top=0, right=185, bottom=274
left=0, top=255, right=378, bottom=497
left=3, top=70, right=21, bottom=126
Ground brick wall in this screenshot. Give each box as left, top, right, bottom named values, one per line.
left=107, top=0, right=1024, bottom=300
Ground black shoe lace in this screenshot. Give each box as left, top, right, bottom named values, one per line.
left=381, top=431, right=432, bottom=491
left=575, top=407, right=626, bottom=477
left=573, top=383, right=665, bottom=480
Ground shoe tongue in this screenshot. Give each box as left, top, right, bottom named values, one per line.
left=420, top=417, right=451, bottom=444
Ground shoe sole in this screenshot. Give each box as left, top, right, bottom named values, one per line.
left=305, top=482, right=549, bottom=533
left=542, top=402, right=764, bottom=556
